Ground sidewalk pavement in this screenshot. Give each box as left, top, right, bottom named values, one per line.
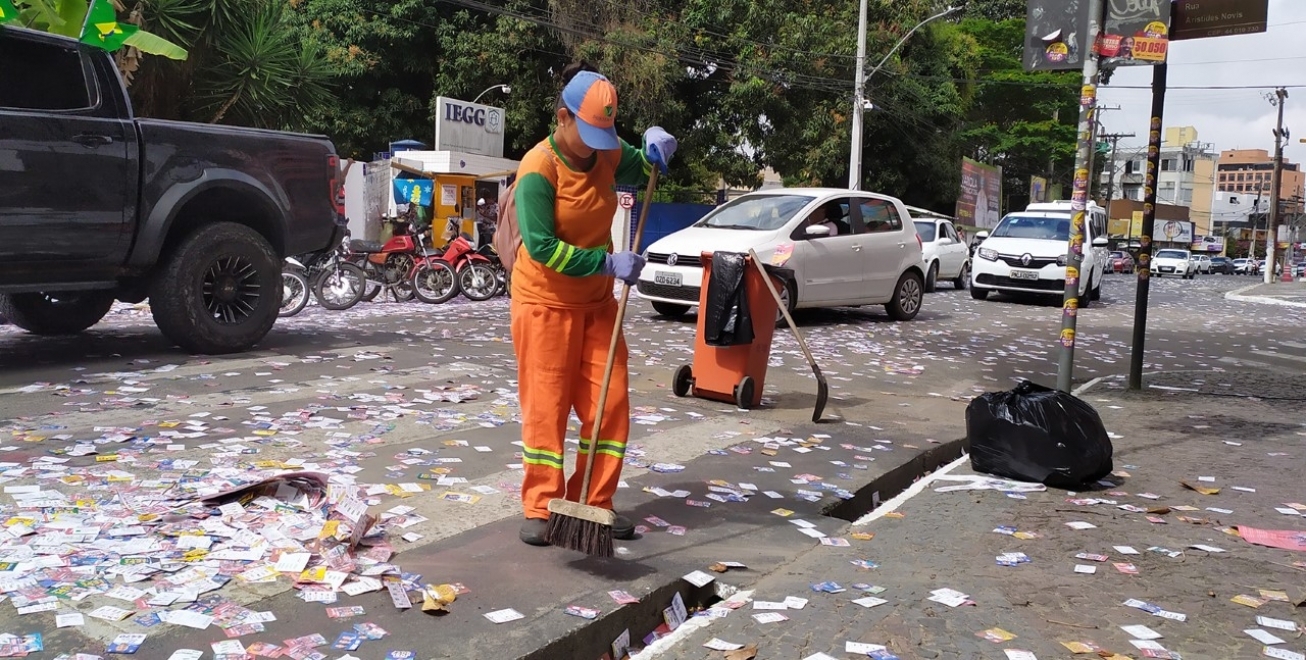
left=647, top=371, right=1306, bottom=660
left=1227, top=281, right=1306, bottom=308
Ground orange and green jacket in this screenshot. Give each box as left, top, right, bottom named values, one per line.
left=512, top=134, right=653, bottom=308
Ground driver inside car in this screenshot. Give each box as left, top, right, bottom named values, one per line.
left=804, top=202, right=844, bottom=236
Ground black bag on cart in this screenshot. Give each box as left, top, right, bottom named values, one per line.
left=965, top=380, right=1113, bottom=489
left=703, top=252, right=755, bottom=347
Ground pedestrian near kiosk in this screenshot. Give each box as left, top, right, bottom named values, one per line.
left=509, top=62, right=678, bottom=546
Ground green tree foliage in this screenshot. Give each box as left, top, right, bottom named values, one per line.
left=220, top=0, right=1084, bottom=214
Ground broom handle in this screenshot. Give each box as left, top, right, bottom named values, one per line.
left=579, top=168, right=659, bottom=504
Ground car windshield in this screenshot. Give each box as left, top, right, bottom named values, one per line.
left=913, top=221, right=937, bottom=242
left=1156, top=250, right=1189, bottom=259
left=1234, top=259, right=1247, bottom=264
left=1110, top=251, right=1125, bottom=259
left=695, top=194, right=815, bottom=231
left=990, top=214, right=1071, bottom=241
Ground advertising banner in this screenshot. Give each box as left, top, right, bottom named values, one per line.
left=1030, top=176, right=1048, bottom=204
left=1023, top=0, right=1094, bottom=71
left=956, top=158, right=1003, bottom=229
left=1097, top=0, right=1170, bottom=65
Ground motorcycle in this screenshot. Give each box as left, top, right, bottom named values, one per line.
left=303, top=234, right=368, bottom=311
left=350, top=219, right=457, bottom=303
left=411, top=221, right=498, bottom=303
left=475, top=244, right=510, bottom=297
left=279, top=258, right=310, bottom=318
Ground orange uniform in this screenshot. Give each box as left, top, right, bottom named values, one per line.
left=511, top=135, right=652, bottom=520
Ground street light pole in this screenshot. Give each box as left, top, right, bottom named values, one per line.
left=848, top=5, right=959, bottom=190
left=1265, top=88, right=1288, bottom=284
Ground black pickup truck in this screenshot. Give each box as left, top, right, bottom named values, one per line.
left=0, top=26, right=344, bottom=354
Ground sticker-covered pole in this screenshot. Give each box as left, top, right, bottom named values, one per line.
left=1055, top=0, right=1105, bottom=393
left=1127, top=58, right=1168, bottom=390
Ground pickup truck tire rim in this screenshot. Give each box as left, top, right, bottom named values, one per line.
left=204, top=256, right=261, bottom=324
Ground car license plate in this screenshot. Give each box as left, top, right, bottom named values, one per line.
left=654, top=271, right=682, bottom=286
left=1009, top=269, right=1040, bottom=281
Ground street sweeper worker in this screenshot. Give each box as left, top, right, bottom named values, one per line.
left=511, top=62, right=677, bottom=546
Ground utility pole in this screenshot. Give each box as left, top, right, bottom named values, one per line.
left=848, top=0, right=869, bottom=191
left=1055, top=0, right=1105, bottom=394
left=1127, top=0, right=1173, bottom=392
left=1265, top=88, right=1288, bottom=284
left=1099, top=132, right=1136, bottom=208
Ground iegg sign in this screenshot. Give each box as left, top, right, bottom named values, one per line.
left=434, top=97, right=505, bottom=158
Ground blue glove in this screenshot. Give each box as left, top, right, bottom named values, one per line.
left=644, top=126, right=677, bottom=174
left=603, top=251, right=646, bottom=285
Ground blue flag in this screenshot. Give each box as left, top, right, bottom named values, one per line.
left=394, top=179, right=433, bottom=206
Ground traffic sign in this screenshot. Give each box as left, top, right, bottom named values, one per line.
left=618, top=193, right=635, bottom=210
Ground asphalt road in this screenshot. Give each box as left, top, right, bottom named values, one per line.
left=0, top=272, right=1300, bottom=658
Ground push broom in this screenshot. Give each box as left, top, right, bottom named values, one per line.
left=545, top=169, right=659, bottom=557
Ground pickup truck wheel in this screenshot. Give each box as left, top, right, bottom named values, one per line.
left=150, top=222, right=280, bottom=354
left=0, top=291, right=114, bottom=335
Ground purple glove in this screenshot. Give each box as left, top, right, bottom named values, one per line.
left=603, top=251, right=646, bottom=285
left=644, top=126, right=677, bottom=174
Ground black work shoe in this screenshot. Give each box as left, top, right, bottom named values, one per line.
left=520, top=518, right=549, bottom=546
left=613, top=515, right=635, bottom=540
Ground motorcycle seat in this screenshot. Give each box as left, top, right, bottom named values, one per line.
left=350, top=239, right=385, bottom=254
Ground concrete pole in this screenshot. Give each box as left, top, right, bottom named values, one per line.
left=847, top=0, right=869, bottom=191
left=1265, top=88, right=1288, bottom=284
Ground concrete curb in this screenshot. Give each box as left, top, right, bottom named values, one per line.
left=1225, top=283, right=1306, bottom=308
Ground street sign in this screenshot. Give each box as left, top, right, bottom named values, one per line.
left=1172, top=0, right=1269, bottom=41
left=618, top=193, right=635, bottom=210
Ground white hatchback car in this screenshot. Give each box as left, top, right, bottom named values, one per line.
left=1153, top=248, right=1194, bottom=278
left=912, top=214, right=970, bottom=292
left=636, top=188, right=927, bottom=321
left=970, top=201, right=1109, bottom=305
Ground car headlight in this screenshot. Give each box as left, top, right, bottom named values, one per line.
left=1056, top=255, right=1067, bottom=267
left=977, top=248, right=998, bottom=261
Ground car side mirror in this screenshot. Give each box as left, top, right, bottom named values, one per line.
left=976, top=231, right=989, bottom=240
left=937, top=237, right=953, bottom=245
left=805, top=224, right=832, bottom=237
left=1092, top=236, right=1108, bottom=247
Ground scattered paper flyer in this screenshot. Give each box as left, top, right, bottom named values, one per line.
left=485, top=608, right=525, bottom=624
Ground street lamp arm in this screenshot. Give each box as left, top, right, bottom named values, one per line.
left=865, top=6, right=961, bottom=83
left=471, top=84, right=511, bottom=104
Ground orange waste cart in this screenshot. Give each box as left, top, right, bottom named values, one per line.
left=672, top=252, right=785, bottom=409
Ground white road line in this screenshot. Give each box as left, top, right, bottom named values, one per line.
left=1073, top=376, right=1105, bottom=397
left=1250, top=350, right=1306, bottom=364
left=1225, top=284, right=1306, bottom=308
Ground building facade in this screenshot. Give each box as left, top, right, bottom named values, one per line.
left=1215, top=149, right=1305, bottom=212
left=1099, top=126, right=1217, bottom=236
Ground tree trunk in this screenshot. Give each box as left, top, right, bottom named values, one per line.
left=210, top=87, right=243, bottom=124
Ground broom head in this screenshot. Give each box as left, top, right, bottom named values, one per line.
left=545, top=498, right=616, bottom=557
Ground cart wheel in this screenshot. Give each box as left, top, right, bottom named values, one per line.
left=672, top=365, right=693, bottom=398
left=734, top=376, right=755, bottom=410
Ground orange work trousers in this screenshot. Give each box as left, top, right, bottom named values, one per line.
left=512, top=299, right=630, bottom=520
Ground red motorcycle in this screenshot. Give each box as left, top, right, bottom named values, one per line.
left=411, top=221, right=499, bottom=303
left=349, top=219, right=447, bottom=303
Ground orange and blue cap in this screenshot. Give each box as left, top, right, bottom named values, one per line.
left=562, top=71, right=620, bottom=150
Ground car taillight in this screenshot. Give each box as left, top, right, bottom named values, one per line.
left=328, top=155, right=345, bottom=217
left=915, top=234, right=922, bottom=250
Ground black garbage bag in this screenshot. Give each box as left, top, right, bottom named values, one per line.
left=703, top=252, right=755, bottom=347
left=966, top=380, right=1113, bottom=489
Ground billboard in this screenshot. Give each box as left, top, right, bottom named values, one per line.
left=1023, top=0, right=1095, bottom=71
left=1098, top=0, right=1170, bottom=65
left=433, top=97, right=506, bottom=157
left=1110, top=213, right=1193, bottom=243
left=956, top=158, right=1003, bottom=229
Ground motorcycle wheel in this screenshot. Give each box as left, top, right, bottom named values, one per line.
left=313, top=263, right=367, bottom=310
left=279, top=270, right=310, bottom=317
left=412, top=261, right=460, bottom=304
left=460, top=262, right=500, bottom=302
